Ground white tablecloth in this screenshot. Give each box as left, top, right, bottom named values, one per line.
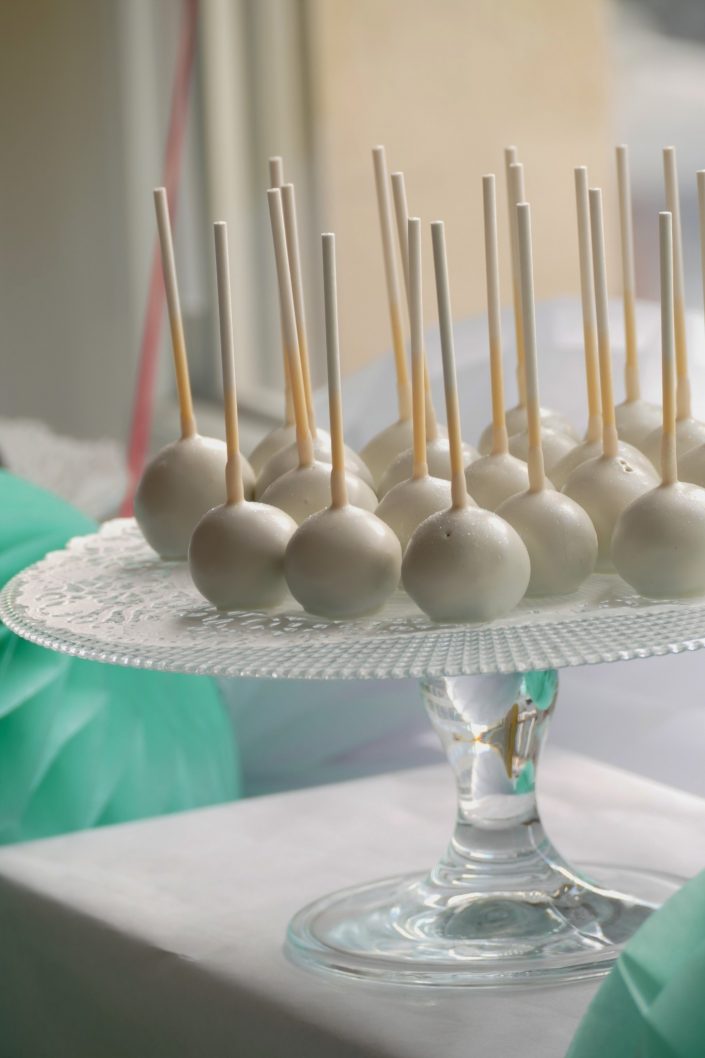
left=1, top=748, right=704, bottom=1058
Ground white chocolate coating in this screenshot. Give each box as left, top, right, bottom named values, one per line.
left=508, top=426, right=578, bottom=476
left=478, top=405, right=577, bottom=455
left=248, top=423, right=297, bottom=476
left=550, top=438, right=656, bottom=491
left=614, top=399, right=662, bottom=449
left=562, top=453, right=658, bottom=571
left=612, top=482, right=705, bottom=598
left=260, top=461, right=377, bottom=525
left=377, top=437, right=478, bottom=498
left=188, top=500, right=296, bottom=610
left=375, top=475, right=454, bottom=552
left=464, top=451, right=545, bottom=511
left=678, top=441, right=705, bottom=488
left=284, top=504, right=402, bottom=618
left=135, top=435, right=253, bottom=559
left=402, top=505, right=530, bottom=622
left=497, top=488, right=597, bottom=596
left=359, top=418, right=414, bottom=489
left=639, top=418, right=705, bottom=471
left=256, top=434, right=373, bottom=498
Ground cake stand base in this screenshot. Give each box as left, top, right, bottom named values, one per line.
left=287, top=671, right=683, bottom=986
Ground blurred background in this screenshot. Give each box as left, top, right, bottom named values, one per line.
left=3, top=0, right=704, bottom=456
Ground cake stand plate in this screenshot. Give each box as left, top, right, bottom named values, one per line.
left=1, top=518, right=702, bottom=986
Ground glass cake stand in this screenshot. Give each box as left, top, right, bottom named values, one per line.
left=2, top=519, right=703, bottom=987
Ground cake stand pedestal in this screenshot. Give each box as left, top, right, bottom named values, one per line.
left=2, top=519, right=701, bottom=987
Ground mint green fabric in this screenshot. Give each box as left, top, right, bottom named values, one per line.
left=568, top=870, right=705, bottom=1058
left=0, top=471, right=240, bottom=844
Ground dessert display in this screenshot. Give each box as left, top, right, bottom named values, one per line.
left=189, top=222, right=296, bottom=610
left=259, top=189, right=377, bottom=524
left=284, top=233, right=401, bottom=618
left=478, top=150, right=578, bottom=454
left=464, top=174, right=535, bottom=509
left=358, top=147, right=414, bottom=487
left=613, top=212, right=705, bottom=598
left=496, top=203, right=597, bottom=596
left=639, top=147, right=705, bottom=467
left=134, top=187, right=253, bottom=560
left=562, top=188, right=659, bottom=571
left=550, top=166, right=656, bottom=490
left=402, top=220, right=530, bottom=621
left=374, top=219, right=454, bottom=552
left=613, top=145, right=662, bottom=447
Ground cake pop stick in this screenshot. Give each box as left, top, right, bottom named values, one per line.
left=479, top=157, right=576, bottom=453
left=284, top=234, right=401, bottom=618
left=358, top=148, right=414, bottom=486
left=465, top=175, right=531, bottom=509
left=282, top=182, right=317, bottom=433
left=613, top=145, right=661, bottom=447
left=551, top=167, right=655, bottom=488
left=261, top=190, right=376, bottom=523
left=613, top=211, right=705, bottom=598
left=497, top=203, right=597, bottom=595
left=188, top=223, right=296, bottom=610
left=664, top=146, right=690, bottom=420
left=154, top=187, right=196, bottom=440
left=269, top=156, right=294, bottom=427
left=562, top=188, right=657, bottom=570
left=134, top=188, right=254, bottom=559
left=269, top=155, right=284, bottom=189
left=402, top=220, right=530, bottom=621
left=375, top=219, right=453, bottom=550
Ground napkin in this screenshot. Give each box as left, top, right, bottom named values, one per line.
left=0, top=470, right=240, bottom=843
left=568, top=869, right=705, bottom=1058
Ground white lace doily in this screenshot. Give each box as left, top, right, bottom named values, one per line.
left=2, top=519, right=705, bottom=679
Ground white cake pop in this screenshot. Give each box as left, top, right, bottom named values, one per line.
left=613, top=212, right=705, bottom=598
left=496, top=202, right=596, bottom=596
left=562, top=187, right=658, bottom=571
left=378, top=436, right=478, bottom=497
left=465, top=176, right=535, bottom=509
left=260, top=189, right=377, bottom=526
left=612, top=146, right=662, bottom=449
left=134, top=188, right=254, bottom=560
left=358, top=148, right=414, bottom=488
left=375, top=220, right=456, bottom=551
left=402, top=219, right=530, bottom=621
left=189, top=223, right=296, bottom=610
left=550, top=167, right=657, bottom=491
left=285, top=234, right=401, bottom=618
left=638, top=148, right=705, bottom=467
left=476, top=154, right=577, bottom=456
left=255, top=431, right=373, bottom=498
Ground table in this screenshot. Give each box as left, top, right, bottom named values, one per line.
left=0, top=747, right=703, bottom=1058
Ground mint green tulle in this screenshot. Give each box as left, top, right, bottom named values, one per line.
left=0, top=471, right=240, bottom=844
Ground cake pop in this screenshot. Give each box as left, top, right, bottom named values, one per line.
left=375, top=219, right=454, bottom=551
left=613, top=212, right=705, bottom=598
left=678, top=172, right=705, bottom=488
left=254, top=183, right=373, bottom=496
left=640, top=147, right=705, bottom=467
left=378, top=172, right=472, bottom=494
left=358, top=147, right=414, bottom=487
left=260, top=189, right=377, bottom=524
left=464, top=174, right=536, bottom=509
left=497, top=203, right=597, bottom=596
left=613, top=145, right=662, bottom=447
left=562, top=188, right=658, bottom=571
left=551, top=167, right=656, bottom=490
left=402, top=220, right=530, bottom=621
left=285, top=234, right=401, bottom=618
left=477, top=152, right=577, bottom=453
left=247, top=157, right=296, bottom=475
left=189, top=223, right=296, bottom=610
left=134, top=188, right=254, bottom=559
